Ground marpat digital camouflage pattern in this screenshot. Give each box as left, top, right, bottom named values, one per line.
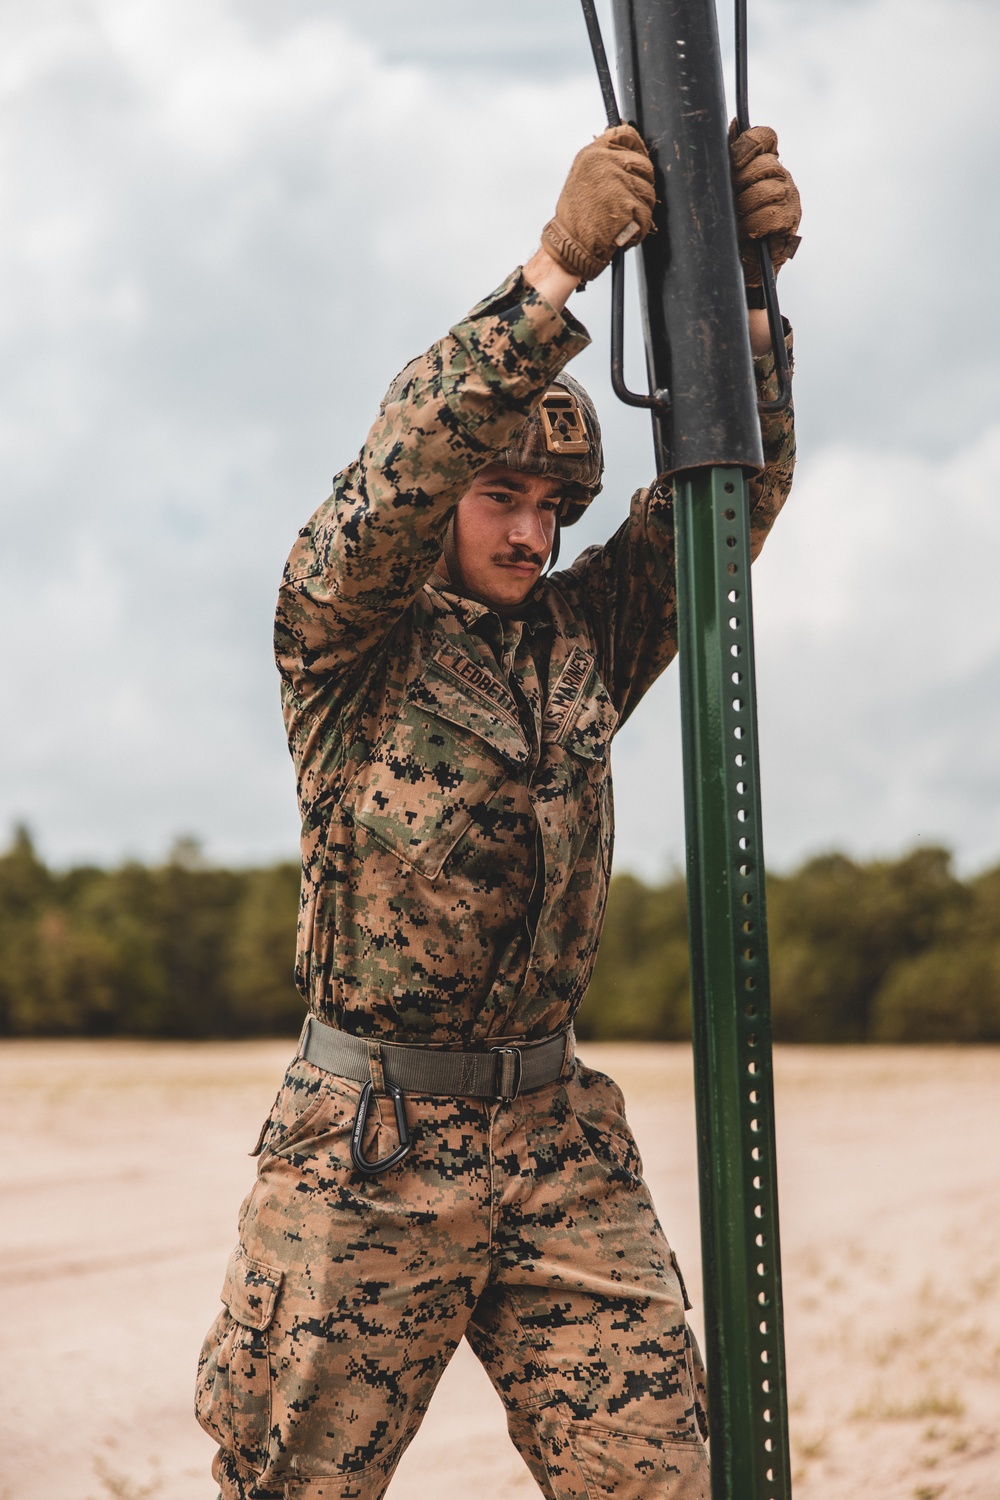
left=197, top=1057, right=710, bottom=1499
left=272, top=269, right=793, bottom=1049
left=197, top=267, right=794, bottom=1498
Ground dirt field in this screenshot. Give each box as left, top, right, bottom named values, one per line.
left=0, top=1040, right=997, bottom=1500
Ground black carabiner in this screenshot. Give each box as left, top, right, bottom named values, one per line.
left=349, top=1081, right=412, bottom=1178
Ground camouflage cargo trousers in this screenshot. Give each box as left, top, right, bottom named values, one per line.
left=196, top=1048, right=710, bottom=1500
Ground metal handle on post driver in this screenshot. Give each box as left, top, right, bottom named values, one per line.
left=735, top=0, right=791, bottom=414
left=581, top=0, right=669, bottom=413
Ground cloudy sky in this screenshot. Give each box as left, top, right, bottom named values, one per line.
left=2, top=0, right=999, bottom=878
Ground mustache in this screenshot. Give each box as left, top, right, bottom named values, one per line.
left=492, top=547, right=545, bottom=568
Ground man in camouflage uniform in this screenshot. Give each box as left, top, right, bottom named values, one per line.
left=197, top=123, right=799, bottom=1500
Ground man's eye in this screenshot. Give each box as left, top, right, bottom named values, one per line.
left=539, top=499, right=559, bottom=512
left=487, top=492, right=513, bottom=504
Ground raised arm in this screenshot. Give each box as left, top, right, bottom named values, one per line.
left=551, top=334, right=795, bottom=726
left=274, top=124, right=659, bottom=708
left=552, top=121, right=801, bottom=725
left=274, top=275, right=589, bottom=701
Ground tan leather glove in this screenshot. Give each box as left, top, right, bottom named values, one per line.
left=728, top=122, right=801, bottom=285
left=542, top=124, right=656, bottom=284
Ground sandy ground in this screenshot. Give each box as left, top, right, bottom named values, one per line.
left=0, top=1041, right=997, bottom=1500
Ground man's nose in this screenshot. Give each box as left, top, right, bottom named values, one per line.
left=508, top=506, right=547, bottom=550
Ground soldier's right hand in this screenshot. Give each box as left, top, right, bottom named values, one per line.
left=541, top=125, right=655, bottom=286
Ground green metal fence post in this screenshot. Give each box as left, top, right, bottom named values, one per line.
left=674, top=465, right=792, bottom=1500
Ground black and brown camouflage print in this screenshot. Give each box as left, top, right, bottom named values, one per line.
left=196, top=266, right=794, bottom=1499
left=271, top=269, right=792, bottom=1047
left=197, top=1056, right=711, bottom=1499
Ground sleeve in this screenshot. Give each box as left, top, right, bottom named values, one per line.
left=553, top=327, right=795, bottom=727
left=274, top=270, right=590, bottom=701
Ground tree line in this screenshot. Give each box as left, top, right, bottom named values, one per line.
left=1, top=828, right=996, bottom=1042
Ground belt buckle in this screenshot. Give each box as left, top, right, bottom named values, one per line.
left=490, top=1046, right=523, bottom=1101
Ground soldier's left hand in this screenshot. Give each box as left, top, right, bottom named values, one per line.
left=728, top=123, right=801, bottom=285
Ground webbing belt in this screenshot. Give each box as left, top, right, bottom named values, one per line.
left=300, top=1013, right=573, bottom=1103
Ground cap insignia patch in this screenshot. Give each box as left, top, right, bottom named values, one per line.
left=539, top=387, right=589, bottom=455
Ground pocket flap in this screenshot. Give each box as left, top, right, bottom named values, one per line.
left=411, top=647, right=530, bottom=767
left=563, top=677, right=619, bottom=763
left=343, top=648, right=529, bottom=879
left=222, top=1246, right=283, bottom=1330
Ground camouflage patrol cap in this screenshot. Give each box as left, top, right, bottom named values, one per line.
left=494, top=373, right=603, bottom=526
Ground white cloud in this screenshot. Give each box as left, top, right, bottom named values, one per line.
left=751, top=423, right=1000, bottom=873
left=0, top=0, right=600, bottom=866
left=743, top=0, right=1000, bottom=454
left=613, top=421, right=1000, bottom=878
left=0, top=0, right=998, bottom=878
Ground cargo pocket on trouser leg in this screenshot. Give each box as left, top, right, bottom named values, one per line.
left=196, top=1245, right=284, bottom=1481
left=667, top=1246, right=710, bottom=1443
left=506, top=1409, right=710, bottom=1500
left=574, top=1425, right=711, bottom=1500
left=684, top=1322, right=710, bottom=1442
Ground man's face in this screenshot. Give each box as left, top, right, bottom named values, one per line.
left=448, top=464, right=562, bottom=609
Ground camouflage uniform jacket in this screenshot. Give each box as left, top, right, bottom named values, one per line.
left=275, top=269, right=794, bottom=1048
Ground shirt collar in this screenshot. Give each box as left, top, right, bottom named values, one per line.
left=427, top=573, right=551, bottom=639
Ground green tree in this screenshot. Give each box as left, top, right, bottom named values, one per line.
left=225, top=862, right=303, bottom=1034
left=766, top=847, right=966, bottom=1041
left=5, top=826, right=1000, bottom=1043
left=871, top=944, right=1000, bottom=1041
left=870, top=864, right=1000, bottom=1041
left=0, top=826, right=57, bottom=1033
left=148, top=846, right=245, bottom=1035
left=578, top=873, right=691, bottom=1040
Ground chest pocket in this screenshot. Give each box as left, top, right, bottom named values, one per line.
left=562, top=680, right=618, bottom=767
left=343, top=651, right=530, bottom=880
